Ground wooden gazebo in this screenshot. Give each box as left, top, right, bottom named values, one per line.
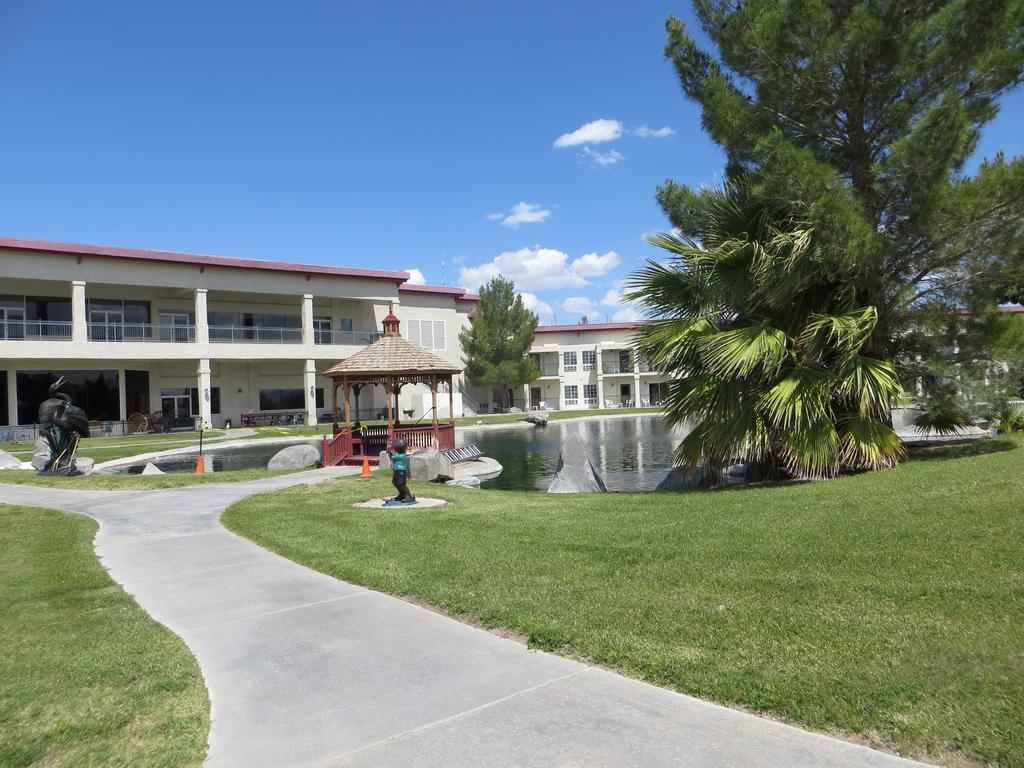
left=320, top=308, right=462, bottom=466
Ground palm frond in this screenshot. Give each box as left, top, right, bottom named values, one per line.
left=798, top=307, right=877, bottom=362
left=781, top=419, right=840, bottom=479
left=838, top=416, right=904, bottom=470
left=837, top=355, right=904, bottom=418
left=699, top=323, right=789, bottom=379
left=911, top=397, right=971, bottom=435
left=757, top=365, right=834, bottom=430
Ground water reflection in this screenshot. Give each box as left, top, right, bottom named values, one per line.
left=457, top=414, right=690, bottom=492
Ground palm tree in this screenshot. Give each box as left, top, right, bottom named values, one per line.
left=627, top=185, right=904, bottom=485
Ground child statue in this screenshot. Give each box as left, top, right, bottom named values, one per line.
left=386, top=439, right=417, bottom=505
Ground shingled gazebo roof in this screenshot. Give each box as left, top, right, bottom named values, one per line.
left=322, top=310, right=461, bottom=378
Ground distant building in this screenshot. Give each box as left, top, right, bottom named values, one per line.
left=521, top=323, right=670, bottom=412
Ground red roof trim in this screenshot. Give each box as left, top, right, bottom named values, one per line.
left=0, top=235, right=410, bottom=283
left=398, top=284, right=467, bottom=296
left=534, top=322, right=643, bottom=333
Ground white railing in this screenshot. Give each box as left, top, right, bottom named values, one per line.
left=563, top=365, right=577, bottom=372
left=209, top=325, right=302, bottom=344
left=0, top=320, right=73, bottom=340
left=88, top=322, right=196, bottom=342
left=602, top=363, right=633, bottom=374
left=314, top=329, right=382, bottom=346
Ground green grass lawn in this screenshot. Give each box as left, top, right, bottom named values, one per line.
left=0, top=430, right=225, bottom=462
left=0, top=505, right=208, bottom=767
left=223, top=436, right=1024, bottom=767
left=0, top=466, right=303, bottom=490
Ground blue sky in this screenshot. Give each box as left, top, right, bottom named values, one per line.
left=1, top=2, right=1021, bottom=324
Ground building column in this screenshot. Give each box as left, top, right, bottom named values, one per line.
left=304, top=359, right=318, bottom=426
left=522, top=383, right=530, bottom=409
left=197, top=359, right=213, bottom=429
left=194, top=288, right=209, bottom=344
left=6, top=367, right=18, bottom=426
left=117, top=369, right=127, bottom=421
left=71, top=280, right=87, bottom=343
left=596, top=376, right=605, bottom=410
left=301, top=294, right=314, bottom=346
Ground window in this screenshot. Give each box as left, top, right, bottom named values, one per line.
left=157, top=310, right=196, bottom=342
left=563, top=351, right=577, bottom=372
left=313, top=316, right=332, bottom=344
left=583, top=384, right=597, bottom=403
left=564, top=385, right=578, bottom=405
left=259, top=388, right=325, bottom=411
left=406, top=319, right=446, bottom=351
left=582, top=350, right=596, bottom=370
left=648, top=381, right=670, bottom=406
left=18, top=370, right=120, bottom=423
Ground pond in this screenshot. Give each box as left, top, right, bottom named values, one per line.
left=109, top=439, right=316, bottom=474
left=457, top=414, right=691, bottom=492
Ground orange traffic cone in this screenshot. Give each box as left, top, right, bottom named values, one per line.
left=195, top=454, right=206, bottom=474
left=360, top=455, right=372, bottom=478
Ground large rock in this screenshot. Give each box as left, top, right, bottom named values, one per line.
left=656, top=465, right=705, bottom=491
left=522, top=413, right=549, bottom=426
left=267, top=443, right=321, bottom=471
left=405, top=449, right=455, bottom=482
left=76, top=457, right=95, bottom=475
left=141, top=463, right=165, bottom=475
left=0, top=449, right=21, bottom=470
left=445, top=476, right=481, bottom=489
left=547, top=425, right=607, bottom=493
left=378, top=450, right=391, bottom=470
left=31, top=437, right=50, bottom=471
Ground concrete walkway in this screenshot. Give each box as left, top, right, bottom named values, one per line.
left=1, top=473, right=933, bottom=768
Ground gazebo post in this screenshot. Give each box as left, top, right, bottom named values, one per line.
left=431, top=374, right=439, bottom=446
left=331, top=381, right=339, bottom=431
left=385, top=381, right=394, bottom=444
left=343, top=377, right=351, bottom=431
left=352, top=383, right=362, bottom=424
left=448, top=376, right=455, bottom=427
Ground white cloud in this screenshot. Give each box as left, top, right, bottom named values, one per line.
left=632, top=125, right=674, bottom=139
left=553, top=118, right=623, bottom=148
left=520, top=291, right=554, bottom=318
left=601, top=287, right=624, bottom=306
left=404, top=268, right=427, bottom=285
left=458, top=247, right=620, bottom=293
left=490, top=201, right=552, bottom=229
left=459, top=247, right=585, bottom=291
left=581, top=146, right=624, bottom=167
left=561, top=296, right=596, bottom=316
left=571, top=251, right=620, bottom=277
left=612, top=307, right=642, bottom=322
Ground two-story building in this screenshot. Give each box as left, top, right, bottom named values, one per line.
left=0, top=236, right=479, bottom=433
left=524, top=323, right=670, bottom=411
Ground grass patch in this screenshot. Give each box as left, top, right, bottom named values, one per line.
left=223, top=436, right=1024, bottom=767
left=0, top=466, right=302, bottom=490
left=0, top=505, right=208, bottom=767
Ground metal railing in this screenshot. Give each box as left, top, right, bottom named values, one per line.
left=314, top=329, right=381, bottom=346
left=536, top=364, right=560, bottom=376
left=602, top=395, right=635, bottom=407
left=88, top=322, right=197, bottom=342
left=459, top=387, right=482, bottom=416
left=529, top=398, right=559, bottom=410
left=209, top=325, right=302, bottom=344
left=602, top=363, right=634, bottom=374
left=0, top=320, right=73, bottom=340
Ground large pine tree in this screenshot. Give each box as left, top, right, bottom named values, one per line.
left=658, top=1, right=1024, bottom=360
left=458, top=277, right=540, bottom=410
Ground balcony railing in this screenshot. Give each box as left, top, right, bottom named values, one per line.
left=602, top=363, right=633, bottom=374
left=0, top=320, right=73, bottom=341
left=314, top=329, right=382, bottom=346
left=209, top=325, right=302, bottom=344
left=535, top=364, right=560, bottom=376
left=88, top=322, right=197, bottom=342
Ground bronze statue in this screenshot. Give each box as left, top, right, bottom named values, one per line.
left=384, top=439, right=416, bottom=505
left=37, top=376, right=90, bottom=476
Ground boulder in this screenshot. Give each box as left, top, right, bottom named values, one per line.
left=76, top=457, right=95, bottom=475
left=547, top=425, right=607, bottom=493
left=445, top=476, right=481, bottom=489
left=408, top=449, right=440, bottom=481
left=0, top=449, right=21, bottom=470
left=378, top=450, right=391, bottom=470
left=267, top=443, right=321, bottom=471
left=522, top=413, right=549, bottom=426
left=509, top=407, right=523, bottom=413
left=141, top=463, right=165, bottom=475
left=656, top=465, right=705, bottom=491
left=31, top=437, right=50, bottom=471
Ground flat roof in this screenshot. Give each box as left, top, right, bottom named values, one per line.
left=0, top=235, right=410, bottom=283
left=534, top=322, right=642, bottom=334
left=398, top=283, right=480, bottom=302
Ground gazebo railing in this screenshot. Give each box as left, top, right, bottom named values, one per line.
left=321, top=423, right=456, bottom=466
